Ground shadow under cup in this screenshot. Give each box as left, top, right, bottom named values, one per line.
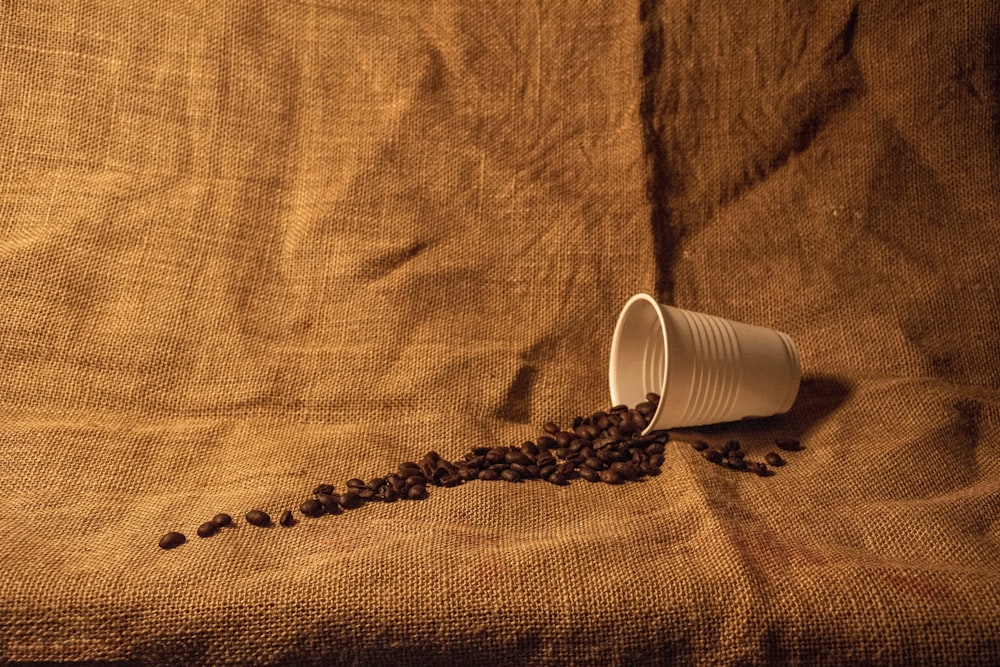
left=609, top=294, right=802, bottom=432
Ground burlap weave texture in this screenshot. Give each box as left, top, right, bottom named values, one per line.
left=1, top=0, right=999, bottom=664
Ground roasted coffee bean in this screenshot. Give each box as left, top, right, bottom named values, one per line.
left=316, top=493, right=340, bottom=513
left=599, top=469, right=622, bottom=484
left=398, top=462, right=421, bottom=476
left=279, top=510, right=295, bottom=527
left=552, top=432, right=572, bottom=448
left=405, top=475, right=427, bottom=488
left=703, top=448, right=725, bottom=465
left=539, top=464, right=557, bottom=478
left=526, top=464, right=541, bottom=478
left=367, top=478, right=386, bottom=492
left=505, top=450, right=533, bottom=466
left=196, top=521, right=219, bottom=538
left=422, top=450, right=441, bottom=464
left=407, top=484, right=428, bottom=500
left=764, top=452, right=785, bottom=467
left=635, top=401, right=656, bottom=417
left=464, top=454, right=486, bottom=469
left=478, top=469, right=500, bottom=481
left=377, top=485, right=397, bottom=502
left=158, top=531, right=186, bottom=550
left=691, top=440, right=709, bottom=451
left=727, top=448, right=744, bottom=459
left=746, top=461, right=769, bottom=476
left=776, top=438, right=801, bottom=451
left=569, top=438, right=588, bottom=453
left=542, top=421, right=560, bottom=434
left=522, top=441, right=539, bottom=455
left=439, top=473, right=462, bottom=487
left=583, top=456, right=604, bottom=470
left=724, top=440, right=741, bottom=453
left=645, top=392, right=661, bottom=403
left=500, top=468, right=521, bottom=482
left=554, top=447, right=570, bottom=460
left=611, top=461, right=638, bottom=481
left=565, top=453, right=585, bottom=466
left=485, top=448, right=507, bottom=464
left=457, top=465, right=479, bottom=481
left=346, top=478, right=366, bottom=490
left=300, top=498, right=324, bottom=517
left=546, top=472, right=568, bottom=485
left=509, top=463, right=531, bottom=478
left=639, top=461, right=661, bottom=476
left=610, top=404, right=629, bottom=413
left=536, top=452, right=556, bottom=468
left=648, top=453, right=665, bottom=468
left=313, top=484, right=335, bottom=495
left=578, top=467, right=600, bottom=482
left=211, top=513, right=232, bottom=528
left=339, top=491, right=363, bottom=509
left=245, top=510, right=271, bottom=527
left=728, top=457, right=747, bottom=471
left=472, top=446, right=490, bottom=456
left=536, top=436, right=556, bottom=449
left=556, top=461, right=575, bottom=476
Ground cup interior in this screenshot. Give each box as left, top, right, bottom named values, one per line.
left=609, top=293, right=667, bottom=416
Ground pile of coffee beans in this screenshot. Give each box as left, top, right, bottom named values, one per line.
left=688, top=436, right=800, bottom=475
left=158, top=394, right=803, bottom=549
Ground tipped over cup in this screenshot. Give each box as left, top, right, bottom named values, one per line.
left=609, top=294, right=801, bottom=432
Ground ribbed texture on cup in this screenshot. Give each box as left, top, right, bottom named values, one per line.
left=674, top=309, right=741, bottom=425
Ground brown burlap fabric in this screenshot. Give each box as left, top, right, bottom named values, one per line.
left=2, top=1, right=998, bottom=664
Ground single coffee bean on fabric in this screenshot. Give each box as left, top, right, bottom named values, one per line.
left=775, top=438, right=801, bottom=451
left=542, top=421, right=560, bottom=434
left=407, top=484, right=428, bottom=500
left=339, top=491, right=364, bottom=509
left=477, top=469, right=499, bottom=481
left=578, top=467, right=600, bottom=482
left=724, top=440, right=741, bottom=453
left=211, top=513, right=232, bottom=528
left=764, top=452, right=785, bottom=467
left=691, top=440, right=709, bottom=451
left=279, top=510, right=295, bottom=527
left=312, top=484, right=334, bottom=495
left=316, top=493, right=340, bottom=514
left=500, top=468, right=521, bottom=483
left=366, top=478, right=386, bottom=492
left=245, top=510, right=271, bottom=527
left=599, top=469, right=622, bottom=484
left=358, top=489, right=377, bottom=500
left=196, top=521, right=219, bottom=538
left=648, top=453, right=665, bottom=468
left=158, top=532, right=186, bottom=550
left=545, top=471, right=568, bottom=485
left=346, top=478, right=366, bottom=490
left=300, top=498, right=323, bottom=517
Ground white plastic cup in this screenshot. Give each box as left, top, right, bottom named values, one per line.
left=609, top=294, right=801, bottom=431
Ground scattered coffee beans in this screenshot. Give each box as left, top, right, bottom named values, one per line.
left=245, top=510, right=271, bottom=527
left=158, top=390, right=806, bottom=550
left=197, top=521, right=219, bottom=538
left=158, top=531, right=186, bottom=550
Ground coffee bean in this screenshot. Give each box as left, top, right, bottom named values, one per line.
left=158, top=531, right=186, bottom=550
left=405, top=475, right=427, bottom=487
left=300, top=498, right=324, bottom=517
left=526, top=464, right=541, bottom=478
left=407, top=484, right=428, bottom=500
left=764, top=452, right=785, bottom=467
left=691, top=440, right=709, bottom=451
left=398, top=462, right=421, bottom=476
left=472, top=446, right=490, bottom=456
left=557, top=461, right=575, bottom=476
left=522, top=441, right=539, bottom=455
left=485, top=448, right=507, bottom=464
left=583, top=456, right=604, bottom=470
left=339, top=491, right=363, bottom=509
left=316, top=493, right=340, bottom=513
left=500, top=468, right=521, bottom=482
left=439, top=473, right=462, bottom=487
left=358, top=489, right=377, bottom=500
left=546, top=472, right=568, bottom=485
left=536, top=436, right=556, bottom=449
left=539, top=464, right=557, bottom=478
left=197, top=521, right=219, bottom=538
left=645, top=392, right=660, bottom=403
left=724, top=440, right=741, bottom=453
left=509, top=463, right=531, bottom=478
left=554, top=432, right=574, bottom=448
left=542, top=421, right=560, bottom=434
left=776, top=438, right=801, bottom=451
left=639, top=461, right=661, bottom=476
left=578, top=467, right=600, bottom=482
left=477, top=469, right=499, bottom=481
left=727, top=457, right=746, bottom=471
left=599, top=469, right=622, bottom=484
left=366, top=478, right=386, bottom=492
left=211, top=513, right=232, bottom=528
left=313, top=484, right=335, bottom=495
left=505, top=450, right=533, bottom=466
left=457, top=465, right=479, bottom=481
left=648, top=453, right=664, bottom=468
left=346, top=478, right=366, bottom=490
left=727, top=449, right=744, bottom=460
left=610, top=404, right=629, bottom=413
left=703, top=448, right=724, bottom=465
left=746, top=461, right=769, bottom=476
left=279, top=510, right=295, bottom=527
left=245, top=510, right=271, bottom=527
left=377, top=485, right=397, bottom=502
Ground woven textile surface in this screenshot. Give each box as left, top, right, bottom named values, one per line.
left=1, top=1, right=999, bottom=664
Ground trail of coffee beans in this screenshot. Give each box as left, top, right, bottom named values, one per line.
left=158, top=394, right=803, bottom=549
